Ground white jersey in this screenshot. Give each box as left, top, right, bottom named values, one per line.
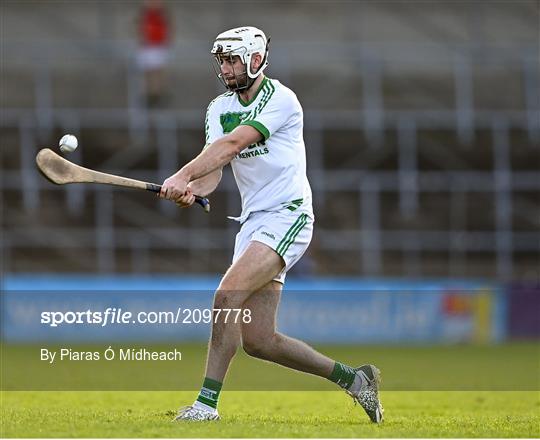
left=205, top=77, right=313, bottom=223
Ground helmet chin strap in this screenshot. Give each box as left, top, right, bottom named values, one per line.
left=238, top=75, right=257, bottom=93
left=213, top=53, right=263, bottom=92
left=228, top=63, right=259, bottom=93
left=241, top=49, right=268, bottom=92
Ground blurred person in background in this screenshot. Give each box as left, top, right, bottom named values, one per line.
left=136, top=0, right=171, bottom=107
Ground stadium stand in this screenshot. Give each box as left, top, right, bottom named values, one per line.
left=1, top=1, right=538, bottom=279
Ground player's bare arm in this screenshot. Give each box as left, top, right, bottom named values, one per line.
left=189, top=168, right=223, bottom=196
left=176, top=169, right=223, bottom=207
left=160, top=124, right=262, bottom=202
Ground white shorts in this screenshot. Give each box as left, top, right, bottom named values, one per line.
left=232, top=209, right=314, bottom=284
left=137, top=47, right=169, bottom=70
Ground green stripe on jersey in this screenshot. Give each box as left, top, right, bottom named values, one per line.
left=241, top=120, right=270, bottom=140
left=283, top=198, right=304, bottom=211
left=205, top=91, right=234, bottom=143
left=244, top=80, right=275, bottom=123
left=237, top=77, right=268, bottom=107
left=247, top=83, right=271, bottom=121
left=235, top=85, right=270, bottom=127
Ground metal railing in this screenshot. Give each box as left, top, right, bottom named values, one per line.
left=2, top=42, right=539, bottom=279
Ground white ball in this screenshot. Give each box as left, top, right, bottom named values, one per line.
left=59, top=134, right=78, bottom=153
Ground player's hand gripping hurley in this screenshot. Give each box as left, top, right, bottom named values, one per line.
left=35, top=148, right=210, bottom=212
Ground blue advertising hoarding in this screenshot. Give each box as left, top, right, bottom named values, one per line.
left=1, top=276, right=506, bottom=343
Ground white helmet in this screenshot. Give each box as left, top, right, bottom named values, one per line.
left=211, top=26, right=270, bottom=90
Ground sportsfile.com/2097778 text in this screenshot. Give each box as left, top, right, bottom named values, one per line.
left=40, top=308, right=252, bottom=327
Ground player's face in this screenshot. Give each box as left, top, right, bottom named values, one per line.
left=217, top=54, right=248, bottom=89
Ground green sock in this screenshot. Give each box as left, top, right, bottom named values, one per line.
left=196, top=377, right=222, bottom=409
left=328, top=361, right=356, bottom=389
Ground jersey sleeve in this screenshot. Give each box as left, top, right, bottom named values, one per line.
left=204, top=99, right=222, bottom=148
left=240, top=82, right=300, bottom=141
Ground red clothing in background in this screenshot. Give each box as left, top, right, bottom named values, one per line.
left=140, top=7, right=169, bottom=46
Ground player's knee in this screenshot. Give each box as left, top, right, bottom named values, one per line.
left=213, top=291, right=248, bottom=316
left=214, top=291, right=236, bottom=309
left=242, top=339, right=266, bottom=359
left=242, top=334, right=271, bottom=360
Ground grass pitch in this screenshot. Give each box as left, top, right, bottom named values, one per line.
left=2, top=343, right=538, bottom=390
left=2, top=343, right=539, bottom=437
left=1, top=390, right=539, bottom=438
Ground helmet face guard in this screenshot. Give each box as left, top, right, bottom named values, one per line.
left=211, top=52, right=251, bottom=92
left=211, top=26, right=270, bottom=92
